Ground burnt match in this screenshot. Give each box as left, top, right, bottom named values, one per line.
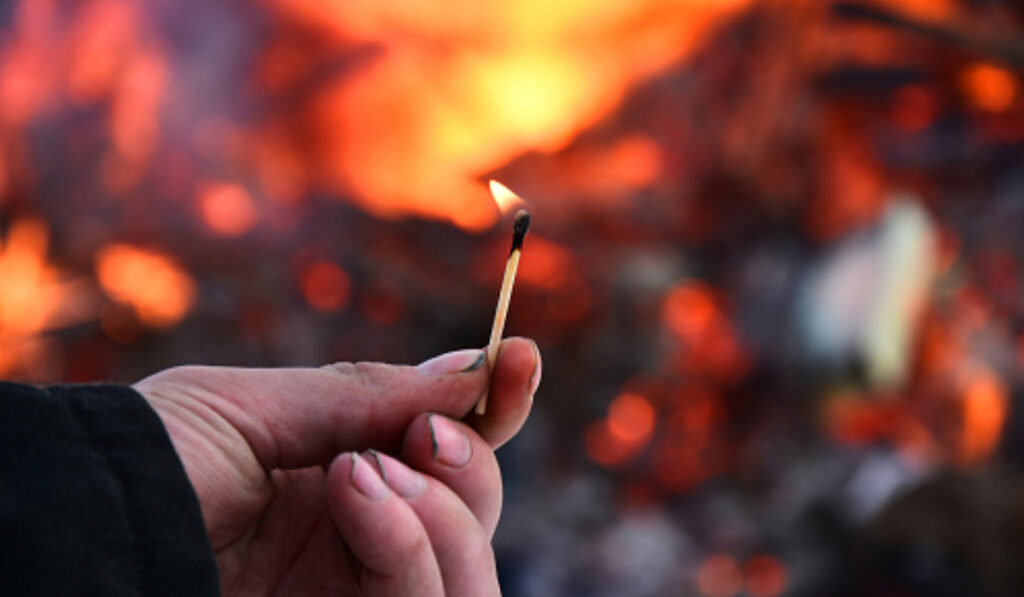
left=475, top=184, right=531, bottom=415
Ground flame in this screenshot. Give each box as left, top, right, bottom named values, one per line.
left=0, top=219, right=94, bottom=378
left=663, top=282, right=718, bottom=340
left=95, top=243, right=196, bottom=328
left=607, top=392, right=655, bottom=444
left=198, top=182, right=258, bottom=237
left=269, top=0, right=752, bottom=229
left=488, top=180, right=526, bottom=216
left=958, top=370, right=1007, bottom=465
left=961, top=62, right=1019, bottom=113
left=517, top=235, right=571, bottom=288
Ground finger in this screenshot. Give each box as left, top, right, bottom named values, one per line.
left=466, top=336, right=540, bottom=448
left=368, top=451, right=501, bottom=597
left=134, top=339, right=536, bottom=470
left=402, top=413, right=503, bottom=535
left=326, top=452, right=444, bottom=596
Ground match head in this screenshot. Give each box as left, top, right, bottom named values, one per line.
left=511, top=209, right=531, bottom=252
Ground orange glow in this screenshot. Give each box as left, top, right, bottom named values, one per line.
left=546, top=273, right=592, bottom=322
left=270, top=0, right=751, bottom=229
left=0, top=219, right=94, bottom=378
left=962, top=63, right=1019, bottom=113
left=607, top=392, right=656, bottom=444
left=890, top=84, right=938, bottom=132
left=95, top=243, right=196, bottom=327
left=0, top=42, right=53, bottom=125
left=110, top=51, right=165, bottom=166
left=664, top=282, right=718, bottom=340
left=67, top=0, right=137, bottom=102
left=744, top=555, right=787, bottom=597
left=585, top=419, right=638, bottom=466
left=489, top=180, right=527, bottom=215
left=958, top=371, right=1007, bottom=465
left=300, top=260, right=351, bottom=312
left=651, top=436, right=709, bottom=493
left=696, top=554, right=743, bottom=597
left=517, top=235, right=573, bottom=289
left=198, top=182, right=258, bottom=237
left=875, top=0, right=958, bottom=22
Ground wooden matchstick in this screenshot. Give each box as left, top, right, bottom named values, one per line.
left=475, top=209, right=530, bottom=415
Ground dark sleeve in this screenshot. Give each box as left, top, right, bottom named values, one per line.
left=0, top=382, right=221, bottom=596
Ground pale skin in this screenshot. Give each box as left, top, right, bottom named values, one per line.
left=134, top=336, right=541, bottom=597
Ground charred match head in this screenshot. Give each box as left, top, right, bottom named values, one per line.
left=511, top=209, right=531, bottom=254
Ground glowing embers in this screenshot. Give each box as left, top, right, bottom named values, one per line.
left=94, top=243, right=196, bottom=328
left=585, top=392, right=656, bottom=467
left=958, top=370, right=1007, bottom=466
left=662, top=281, right=750, bottom=382
left=695, top=553, right=788, bottom=597
left=300, top=260, right=351, bottom=313
left=961, top=62, right=1019, bottom=114
left=0, top=219, right=94, bottom=378
left=198, top=181, right=258, bottom=237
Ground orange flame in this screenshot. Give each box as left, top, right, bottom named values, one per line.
left=961, top=62, right=1019, bottom=113
left=0, top=219, right=95, bottom=378
left=958, top=370, right=1007, bottom=465
left=268, top=0, right=752, bottom=229
left=198, top=182, right=258, bottom=237
left=607, top=392, right=656, bottom=444
left=300, top=260, right=351, bottom=312
left=95, top=243, right=196, bottom=328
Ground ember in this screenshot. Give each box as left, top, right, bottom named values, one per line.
left=3, top=0, right=1024, bottom=595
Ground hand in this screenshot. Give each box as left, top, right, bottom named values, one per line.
left=134, top=337, right=541, bottom=596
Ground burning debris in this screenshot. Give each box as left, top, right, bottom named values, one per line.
left=2, top=0, right=1024, bottom=595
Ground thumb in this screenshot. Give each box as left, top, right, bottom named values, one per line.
left=135, top=347, right=489, bottom=471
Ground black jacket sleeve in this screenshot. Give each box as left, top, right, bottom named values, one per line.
left=0, top=381, right=221, bottom=596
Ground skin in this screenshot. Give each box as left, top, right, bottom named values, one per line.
left=134, top=336, right=540, bottom=597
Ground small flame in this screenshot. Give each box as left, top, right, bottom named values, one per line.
left=95, top=243, right=196, bottom=328
left=488, top=179, right=526, bottom=216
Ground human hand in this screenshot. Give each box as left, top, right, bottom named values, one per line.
left=134, top=337, right=540, bottom=596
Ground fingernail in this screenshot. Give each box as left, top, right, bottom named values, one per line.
left=427, top=413, right=472, bottom=467
left=349, top=452, right=389, bottom=501
left=371, top=450, right=427, bottom=498
left=417, top=349, right=486, bottom=376
left=528, top=340, right=542, bottom=398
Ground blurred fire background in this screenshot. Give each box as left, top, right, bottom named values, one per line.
left=2, top=0, right=1024, bottom=595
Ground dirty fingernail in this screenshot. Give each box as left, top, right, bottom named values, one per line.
left=371, top=451, right=427, bottom=498
left=349, top=452, right=389, bottom=501
left=427, top=414, right=472, bottom=467
left=417, top=349, right=486, bottom=376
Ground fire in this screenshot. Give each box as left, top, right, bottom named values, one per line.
left=267, top=0, right=752, bottom=229
left=198, top=182, right=258, bottom=237
left=488, top=180, right=526, bottom=216
left=0, top=219, right=94, bottom=378
left=958, top=370, right=1007, bottom=465
left=94, top=243, right=196, bottom=328
left=607, top=392, right=655, bottom=444
left=961, top=62, right=1019, bottom=113
left=300, top=260, right=351, bottom=313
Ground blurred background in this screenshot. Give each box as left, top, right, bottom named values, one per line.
left=1, top=0, right=1024, bottom=594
